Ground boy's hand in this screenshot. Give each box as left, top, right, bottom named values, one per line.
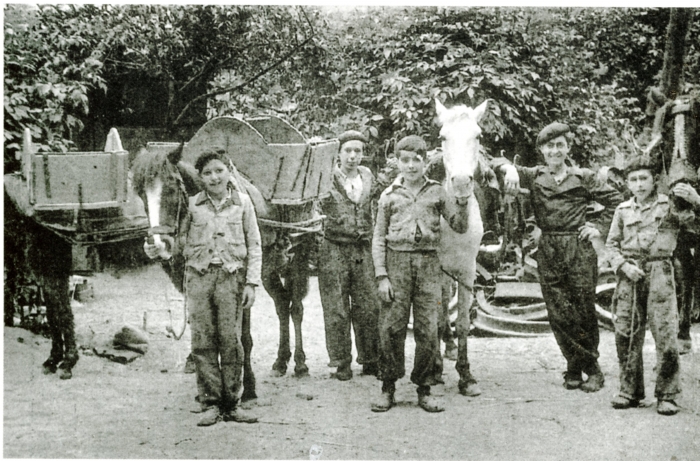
left=672, top=182, right=700, bottom=207
left=143, top=238, right=172, bottom=260
left=501, top=165, right=520, bottom=195
left=578, top=224, right=601, bottom=242
left=378, top=277, right=394, bottom=303
left=242, top=285, right=256, bottom=309
left=620, top=262, right=645, bottom=282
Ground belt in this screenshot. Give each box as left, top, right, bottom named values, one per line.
left=622, top=252, right=673, bottom=263
left=541, top=230, right=578, bottom=236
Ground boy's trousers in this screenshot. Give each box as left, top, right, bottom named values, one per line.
left=537, top=233, right=601, bottom=377
left=378, top=249, right=441, bottom=386
left=613, top=258, right=681, bottom=401
left=318, top=239, right=380, bottom=368
left=187, top=266, right=245, bottom=412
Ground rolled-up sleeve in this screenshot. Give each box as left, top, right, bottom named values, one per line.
left=242, top=194, right=262, bottom=286
left=586, top=173, right=624, bottom=239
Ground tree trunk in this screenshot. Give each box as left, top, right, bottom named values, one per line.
left=660, top=8, right=694, bottom=100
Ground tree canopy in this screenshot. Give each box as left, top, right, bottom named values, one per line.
left=4, top=5, right=699, bottom=170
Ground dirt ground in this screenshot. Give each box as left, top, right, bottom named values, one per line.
left=3, top=264, right=700, bottom=460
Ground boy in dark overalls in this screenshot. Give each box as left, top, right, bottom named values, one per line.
left=371, top=136, right=470, bottom=413
left=606, top=156, right=699, bottom=415
left=499, top=123, right=623, bottom=392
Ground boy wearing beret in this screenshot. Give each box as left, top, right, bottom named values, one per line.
left=606, top=157, right=699, bottom=415
left=499, top=122, right=624, bottom=392
left=318, top=130, right=381, bottom=380
left=372, top=135, right=471, bottom=412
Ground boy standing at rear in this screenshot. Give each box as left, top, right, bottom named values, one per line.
left=371, top=135, right=470, bottom=413
left=606, top=157, right=699, bottom=415
left=499, top=122, right=623, bottom=393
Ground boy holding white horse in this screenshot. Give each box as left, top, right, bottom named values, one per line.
left=145, top=150, right=262, bottom=426
left=499, top=123, right=623, bottom=393
left=371, top=135, right=471, bottom=413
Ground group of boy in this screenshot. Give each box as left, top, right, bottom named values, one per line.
left=146, top=119, right=699, bottom=426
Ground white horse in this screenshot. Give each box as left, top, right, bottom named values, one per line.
left=434, top=98, right=488, bottom=395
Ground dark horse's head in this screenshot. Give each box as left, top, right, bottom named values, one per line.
left=132, top=143, right=201, bottom=267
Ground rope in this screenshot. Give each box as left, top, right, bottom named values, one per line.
left=258, top=215, right=325, bottom=233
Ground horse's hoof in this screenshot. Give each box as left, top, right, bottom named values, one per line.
left=42, top=360, right=58, bottom=374
left=294, top=365, right=310, bottom=378
left=241, top=391, right=258, bottom=402
left=59, top=369, right=73, bottom=380
left=271, top=361, right=287, bottom=377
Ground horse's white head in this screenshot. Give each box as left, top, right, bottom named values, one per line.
left=435, top=99, right=489, bottom=204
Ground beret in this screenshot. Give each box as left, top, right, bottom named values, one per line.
left=395, top=135, right=427, bottom=155
left=338, top=130, right=368, bottom=147
left=536, top=122, right=570, bottom=146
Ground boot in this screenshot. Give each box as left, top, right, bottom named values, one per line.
left=459, top=381, right=482, bottom=397
left=563, top=371, right=583, bottom=390
left=371, top=381, right=395, bottom=412
left=581, top=372, right=605, bottom=393
left=223, top=408, right=258, bottom=423
left=611, top=395, right=640, bottom=410
left=197, top=406, right=220, bottom=427
left=417, top=394, right=445, bottom=413
left=335, top=364, right=352, bottom=381
left=657, top=400, right=679, bottom=416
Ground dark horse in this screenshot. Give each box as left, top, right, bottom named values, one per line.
left=132, top=144, right=314, bottom=400
left=4, top=190, right=78, bottom=379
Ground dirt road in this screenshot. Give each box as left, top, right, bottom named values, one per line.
left=4, top=265, right=700, bottom=459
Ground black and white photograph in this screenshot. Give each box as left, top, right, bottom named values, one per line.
left=3, top=3, right=700, bottom=459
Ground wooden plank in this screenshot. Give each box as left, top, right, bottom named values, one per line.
left=493, top=282, right=543, bottom=301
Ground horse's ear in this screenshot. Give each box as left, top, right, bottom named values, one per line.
left=435, top=98, right=447, bottom=119
left=474, top=100, right=490, bottom=122
left=167, top=141, right=185, bottom=165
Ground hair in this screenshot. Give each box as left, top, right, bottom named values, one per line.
left=194, top=149, right=231, bottom=173
left=395, top=135, right=427, bottom=159
left=624, top=156, right=660, bottom=178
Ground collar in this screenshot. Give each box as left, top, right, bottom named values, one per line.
left=630, top=192, right=667, bottom=211
left=387, top=174, right=440, bottom=193
left=195, top=182, right=241, bottom=207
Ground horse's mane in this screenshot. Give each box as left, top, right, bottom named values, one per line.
left=131, top=147, right=201, bottom=196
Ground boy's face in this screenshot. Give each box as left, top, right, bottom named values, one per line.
left=626, top=169, right=655, bottom=202
left=397, top=149, right=425, bottom=183
left=338, top=140, right=364, bottom=173
left=200, top=159, right=231, bottom=198
left=539, top=135, right=570, bottom=169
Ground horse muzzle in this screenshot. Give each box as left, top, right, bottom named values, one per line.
left=451, top=175, right=473, bottom=205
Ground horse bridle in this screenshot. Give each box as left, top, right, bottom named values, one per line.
left=147, top=165, right=189, bottom=250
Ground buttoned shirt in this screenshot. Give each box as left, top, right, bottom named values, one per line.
left=514, top=165, right=623, bottom=237
left=605, top=193, right=697, bottom=273
left=372, top=175, right=469, bottom=278
left=182, top=185, right=262, bottom=286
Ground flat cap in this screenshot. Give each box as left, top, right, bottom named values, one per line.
left=338, top=130, right=368, bottom=147
left=536, top=122, right=570, bottom=146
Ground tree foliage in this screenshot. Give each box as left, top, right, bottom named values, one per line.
left=5, top=6, right=700, bottom=171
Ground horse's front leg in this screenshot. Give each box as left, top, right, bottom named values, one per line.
left=263, top=273, right=292, bottom=377
left=240, top=308, right=257, bottom=401
left=290, top=298, right=308, bottom=377
left=455, top=282, right=480, bottom=396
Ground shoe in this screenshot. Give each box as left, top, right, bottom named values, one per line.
left=197, top=406, right=220, bottom=426
left=459, top=382, right=482, bottom=397
left=678, top=338, right=692, bottom=355
left=581, top=373, right=605, bottom=393
left=184, top=355, right=196, bottom=374
left=223, top=409, right=258, bottom=423
left=335, top=365, right=352, bottom=381
left=371, top=392, right=395, bottom=412
left=563, top=372, right=583, bottom=390
left=362, top=363, right=378, bottom=376
left=611, top=395, right=640, bottom=409
left=657, top=400, right=679, bottom=416
left=418, top=394, right=445, bottom=413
